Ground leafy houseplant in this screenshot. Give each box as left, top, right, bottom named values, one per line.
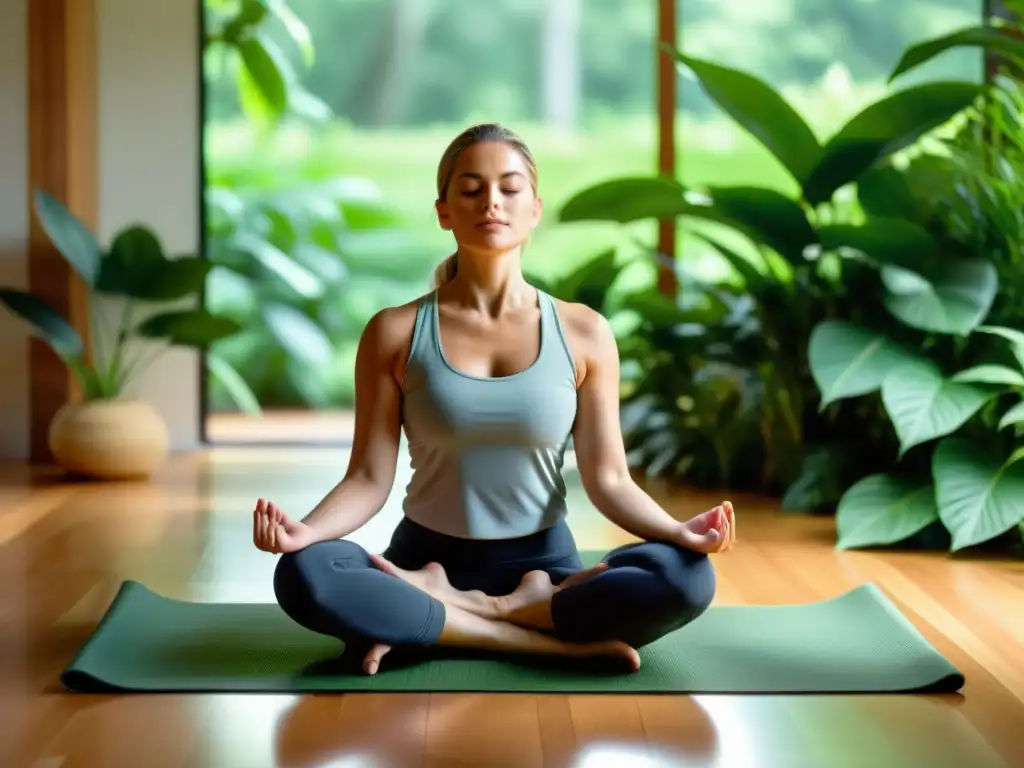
left=557, top=42, right=983, bottom=506
left=0, top=190, right=255, bottom=479
left=556, top=19, right=1024, bottom=556
left=808, top=23, right=1024, bottom=554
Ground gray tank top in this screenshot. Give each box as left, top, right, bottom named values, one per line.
left=399, top=288, right=578, bottom=539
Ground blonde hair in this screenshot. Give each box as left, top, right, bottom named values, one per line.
left=432, top=123, right=539, bottom=288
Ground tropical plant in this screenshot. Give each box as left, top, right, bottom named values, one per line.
left=557, top=20, right=1019, bottom=557
left=557, top=28, right=984, bottom=500
left=0, top=191, right=253, bottom=408
left=808, top=20, right=1024, bottom=554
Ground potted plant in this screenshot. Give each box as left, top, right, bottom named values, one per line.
left=1, top=189, right=260, bottom=480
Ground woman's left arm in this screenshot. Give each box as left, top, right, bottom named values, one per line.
left=569, top=308, right=688, bottom=542
left=570, top=308, right=726, bottom=549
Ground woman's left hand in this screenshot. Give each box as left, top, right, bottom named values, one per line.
left=675, top=501, right=735, bottom=554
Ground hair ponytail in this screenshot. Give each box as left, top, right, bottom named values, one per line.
left=432, top=252, right=458, bottom=288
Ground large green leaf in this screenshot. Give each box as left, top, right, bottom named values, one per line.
left=206, top=350, right=262, bottom=416
left=559, top=178, right=816, bottom=264
left=0, top=288, right=85, bottom=360
left=697, top=186, right=817, bottom=265
left=230, top=232, right=323, bottom=299
left=817, top=218, right=941, bottom=279
left=802, top=82, right=982, bottom=205
left=889, top=25, right=1024, bottom=82
left=135, top=309, right=242, bottom=347
left=835, top=473, right=939, bottom=549
left=975, top=325, right=1024, bottom=370
left=670, top=50, right=821, bottom=185
left=266, top=0, right=314, bottom=66
left=881, top=359, right=996, bottom=455
left=950, top=364, right=1024, bottom=387
left=551, top=248, right=624, bottom=312
left=882, top=258, right=997, bottom=336
left=998, top=399, right=1024, bottom=430
left=689, top=231, right=766, bottom=289
left=808, top=320, right=920, bottom=408
left=32, top=189, right=102, bottom=285
left=261, top=303, right=333, bottom=366
left=98, top=226, right=212, bottom=301
left=856, top=165, right=919, bottom=220
left=932, top=437, right=1024, bottom=551
left=235, top=34, right=290, bottom=124
left=558, top=176, right=686, bottom=223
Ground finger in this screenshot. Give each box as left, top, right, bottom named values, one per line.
left=259, top=509, right=270, bottom=550
left=363, top=643, right=392, bottom=676
left=268, top=504, right=281, bottom=550
left=724, top=500, right=736, bottom=544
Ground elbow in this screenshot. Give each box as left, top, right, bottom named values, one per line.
left=580, top=465, right=633, bottom=506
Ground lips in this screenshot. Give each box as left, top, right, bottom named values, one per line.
left=478, top=220, right=508, bottom=227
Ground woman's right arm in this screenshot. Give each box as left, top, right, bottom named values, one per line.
left=296, top=305, right=410, bottom=543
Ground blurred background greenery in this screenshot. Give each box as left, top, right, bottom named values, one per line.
left=200, top=0, right=1024, bottom=556
left=201, top=0, right=982, bottom=412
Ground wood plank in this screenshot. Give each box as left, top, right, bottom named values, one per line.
left=26, top=0, right=97, bottom=463
left=0, top=447, right=1021, bottom=768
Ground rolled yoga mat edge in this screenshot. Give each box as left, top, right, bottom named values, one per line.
left=60, top=568, right=965, bottom=695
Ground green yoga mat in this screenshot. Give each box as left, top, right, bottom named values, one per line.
left=61, top=560, right=964, bottom=695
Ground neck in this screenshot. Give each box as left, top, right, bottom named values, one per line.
left=445, top=247, right=534, bottom=315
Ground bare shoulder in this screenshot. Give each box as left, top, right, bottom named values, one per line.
left=364, top=296, right=421, bottom=349
left=551, top=298, right=618, bottom=380
left=360, top=293, right=429, bottom=381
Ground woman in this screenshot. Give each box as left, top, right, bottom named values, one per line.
left=253, top=123, right=735, bottom=676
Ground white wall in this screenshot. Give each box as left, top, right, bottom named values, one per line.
left=0, top=0, right=29, bottom=459
left=0, top=0, right=202, bottom=459
left=98, top=0, right=201, bottom=452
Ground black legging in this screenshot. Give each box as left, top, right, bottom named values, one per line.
left=273, top=517, right=716, bottom=651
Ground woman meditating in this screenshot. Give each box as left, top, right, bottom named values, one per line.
left=253, top=123, right=735, bottom=676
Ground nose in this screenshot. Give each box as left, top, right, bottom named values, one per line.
left=482, top=187, right=502, bottom=210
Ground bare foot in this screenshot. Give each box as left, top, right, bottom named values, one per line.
left=369, top=554, right=503, bottom=619
left=493, top=563, right=611, bottom=630
left=358, top=602, right=641, bottom=676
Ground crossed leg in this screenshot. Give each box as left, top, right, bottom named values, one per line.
left=273, top=540, right=637, bottom=675
left=275, top=503, right=732, bottom=675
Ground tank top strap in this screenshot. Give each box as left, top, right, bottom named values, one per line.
left=537, top=289, right=578, bottom=383
left=406, top=290, right=438, bottom=367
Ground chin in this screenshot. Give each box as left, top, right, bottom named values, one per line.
left=462, top=231, right=527, bottom=253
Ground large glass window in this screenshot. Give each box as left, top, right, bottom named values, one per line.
left=199, top=0, right=984, bottom=444
left=200, top=0, right=658, bottom=443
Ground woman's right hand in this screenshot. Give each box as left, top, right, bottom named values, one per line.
left=253, top=498, right=317, bottom=554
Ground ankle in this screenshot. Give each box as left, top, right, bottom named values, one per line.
left=484, top=593, right=509, bottom=620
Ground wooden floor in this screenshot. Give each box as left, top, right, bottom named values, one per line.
left=1, top=447, right=1022, bottom=768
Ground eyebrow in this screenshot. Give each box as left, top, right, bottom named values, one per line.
left=457, top=171, right=525, bottom=180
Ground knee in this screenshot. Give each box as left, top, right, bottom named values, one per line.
left=665, top=546, right=717, bottom=621
left=613, top=541, right=717, bottom=621
left=273, top=540, right=364, bottom=613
